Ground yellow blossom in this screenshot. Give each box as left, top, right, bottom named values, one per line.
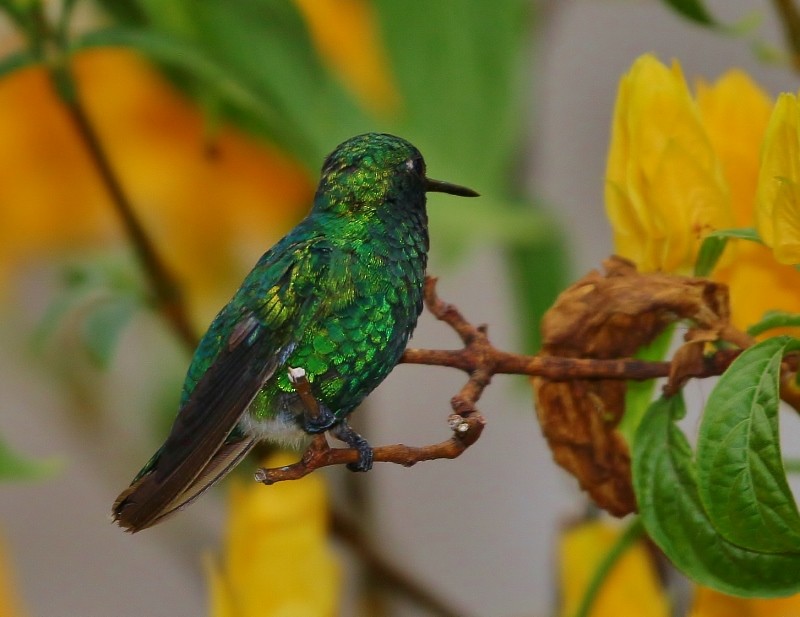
left=606, top=56, right=800, bottom=334
left=558, top=520, right=670, bottom=617
left=694, top=69, right=800, bottom=334
left=689, top=585, right=800, bottom=617
left=0, top=49, right=314, bottom=324
left=605, top=54, right=733, bottom=273
left=0, top=532, right=28, bottom=617
left=293, top=0, right=398, bottom=113
left=696, top=70, right=772, bottom=227
left=755, top=93, right=800, bottom=264
left=206, top=452, right=341, bottom=617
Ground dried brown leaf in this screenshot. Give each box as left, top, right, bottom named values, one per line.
left=532, top=256, right=731, bottom=516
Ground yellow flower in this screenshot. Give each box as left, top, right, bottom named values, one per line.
left=605, top=54, right=733, bottom=273
left=558, top=520, right=670, bottom=617
left=0, top=531, right=28, bottom=617
left=756, top=93, right=800, bottom=264
left=292, top=0, right=398, bottom=114
left=697, top=75, right=800, bottom=334
left=696, top=70, right=772, bottom=227
left=206, top=452, right=341, bottom=617
left=606, top=56, right=800, bottom=334
left=0, top=49, right=313, bottom=325
left=689, top=585, right=800, bottom=617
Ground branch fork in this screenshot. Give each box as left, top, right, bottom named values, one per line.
left=255, top=277, right=489, bottom=484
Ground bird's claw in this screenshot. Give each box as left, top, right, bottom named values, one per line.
left=331, top=419, right=373, bottom=472
left=302, top=403, right=337, bottom=434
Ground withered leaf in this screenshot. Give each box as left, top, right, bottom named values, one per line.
left=532, top=256, right=730, bottom=516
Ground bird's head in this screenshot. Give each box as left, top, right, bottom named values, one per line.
left=314, top=133, right=478, bottom=217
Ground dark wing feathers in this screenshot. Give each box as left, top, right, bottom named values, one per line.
left=112, top=315, right=279, bottom=532
left=112, top=236, right=344, bottom=532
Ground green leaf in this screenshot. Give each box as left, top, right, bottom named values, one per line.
left=72, top=25, right=321, bottom=166
left=373, top=0, right=531, bottom=191
left=505, top=213, right=569, bottom=353
left=0, top=48, right=37, bottom=80
left=747, top=311, right=800, bottom=337
left=573, top=518, right=645, bottom=617
left=660, top=0, right=717, bottom=26
left=696, top=336, right=800, bottom=552
left=34, top=256, right=145, bottom=367
left=634, top=394, right=800, bottom=597
left=0, top=437, right=59, bottom=481
left=81, top=296, right=139, bottom=368
left=694, top=228, right=762, bottom=276
left=694, top=235, right=728, bottom=277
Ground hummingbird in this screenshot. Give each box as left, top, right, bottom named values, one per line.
left=112, top=133, right=478, bottom=532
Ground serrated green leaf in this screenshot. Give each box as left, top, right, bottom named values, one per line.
left=694, top=228, right=762, bottom=276
left=660, top=0, right=717, bottom=26
left=0, top=437, right=59, bottom=481
left=748, top=311, right=800, bottom=337
left=696, top=336, right=800, bottom=553
left=633, top=394, right=800, bottom=597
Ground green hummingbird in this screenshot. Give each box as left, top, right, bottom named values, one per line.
left=112, top=133, right=478, bottom=532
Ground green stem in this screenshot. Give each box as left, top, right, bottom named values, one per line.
left=571, top=517, right=645, bottom=617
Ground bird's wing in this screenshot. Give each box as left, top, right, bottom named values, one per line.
left=113, top=238, right=328, bottom=532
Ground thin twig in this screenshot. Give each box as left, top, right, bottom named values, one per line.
left=61, top=92, right=199, bottom=349
left=255, top=277, right=744, bottom=483
left=773, top=0, right=800, bottom=72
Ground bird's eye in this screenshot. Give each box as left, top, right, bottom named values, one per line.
left=405, top=157, right=424, bottom=175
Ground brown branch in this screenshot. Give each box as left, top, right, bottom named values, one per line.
left=773, top=0, right=800, bottom=73
left=255, top=276, right=745, bottom=484
left=51, top=65, right=199, bottom=350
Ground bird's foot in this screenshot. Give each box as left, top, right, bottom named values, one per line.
left=287, top=366, right=337, bottom=434
left=302, top=402, right=337, bottom=434
left=330, top=420, right=373, bottom=472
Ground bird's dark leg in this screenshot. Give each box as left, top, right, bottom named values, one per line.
left=302, top=402, right=337, bottom=434
left=330, top=419, right=373, bottom=472
left=287, top=367, right=337, bottom=434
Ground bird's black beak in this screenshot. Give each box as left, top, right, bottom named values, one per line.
left=425, top=177, right=480, bottom=197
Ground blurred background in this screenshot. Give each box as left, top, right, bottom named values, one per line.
left=0, top=1, right=798, bottom=616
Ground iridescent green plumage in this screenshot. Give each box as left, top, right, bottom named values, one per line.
left=112, top=133, right=478, bottom=532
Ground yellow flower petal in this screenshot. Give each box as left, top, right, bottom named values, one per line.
left=0, top=531, right=28, bottom=617
left=605, top=55, right=733, bottom=273
left=559, top=520, right=670, bottom=617
left=0, top=49, right=314, bottom=324
left=208, top=452, right=341, bottom=617
left=690, top=585, right=800, bottom=617
left=293, top=0, right=398, bottom=113
left=714, top=241, right=800, bottom=336
left=696, top=70, right=773, bottom=227
left=756, top=93, right=800, bottom=264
